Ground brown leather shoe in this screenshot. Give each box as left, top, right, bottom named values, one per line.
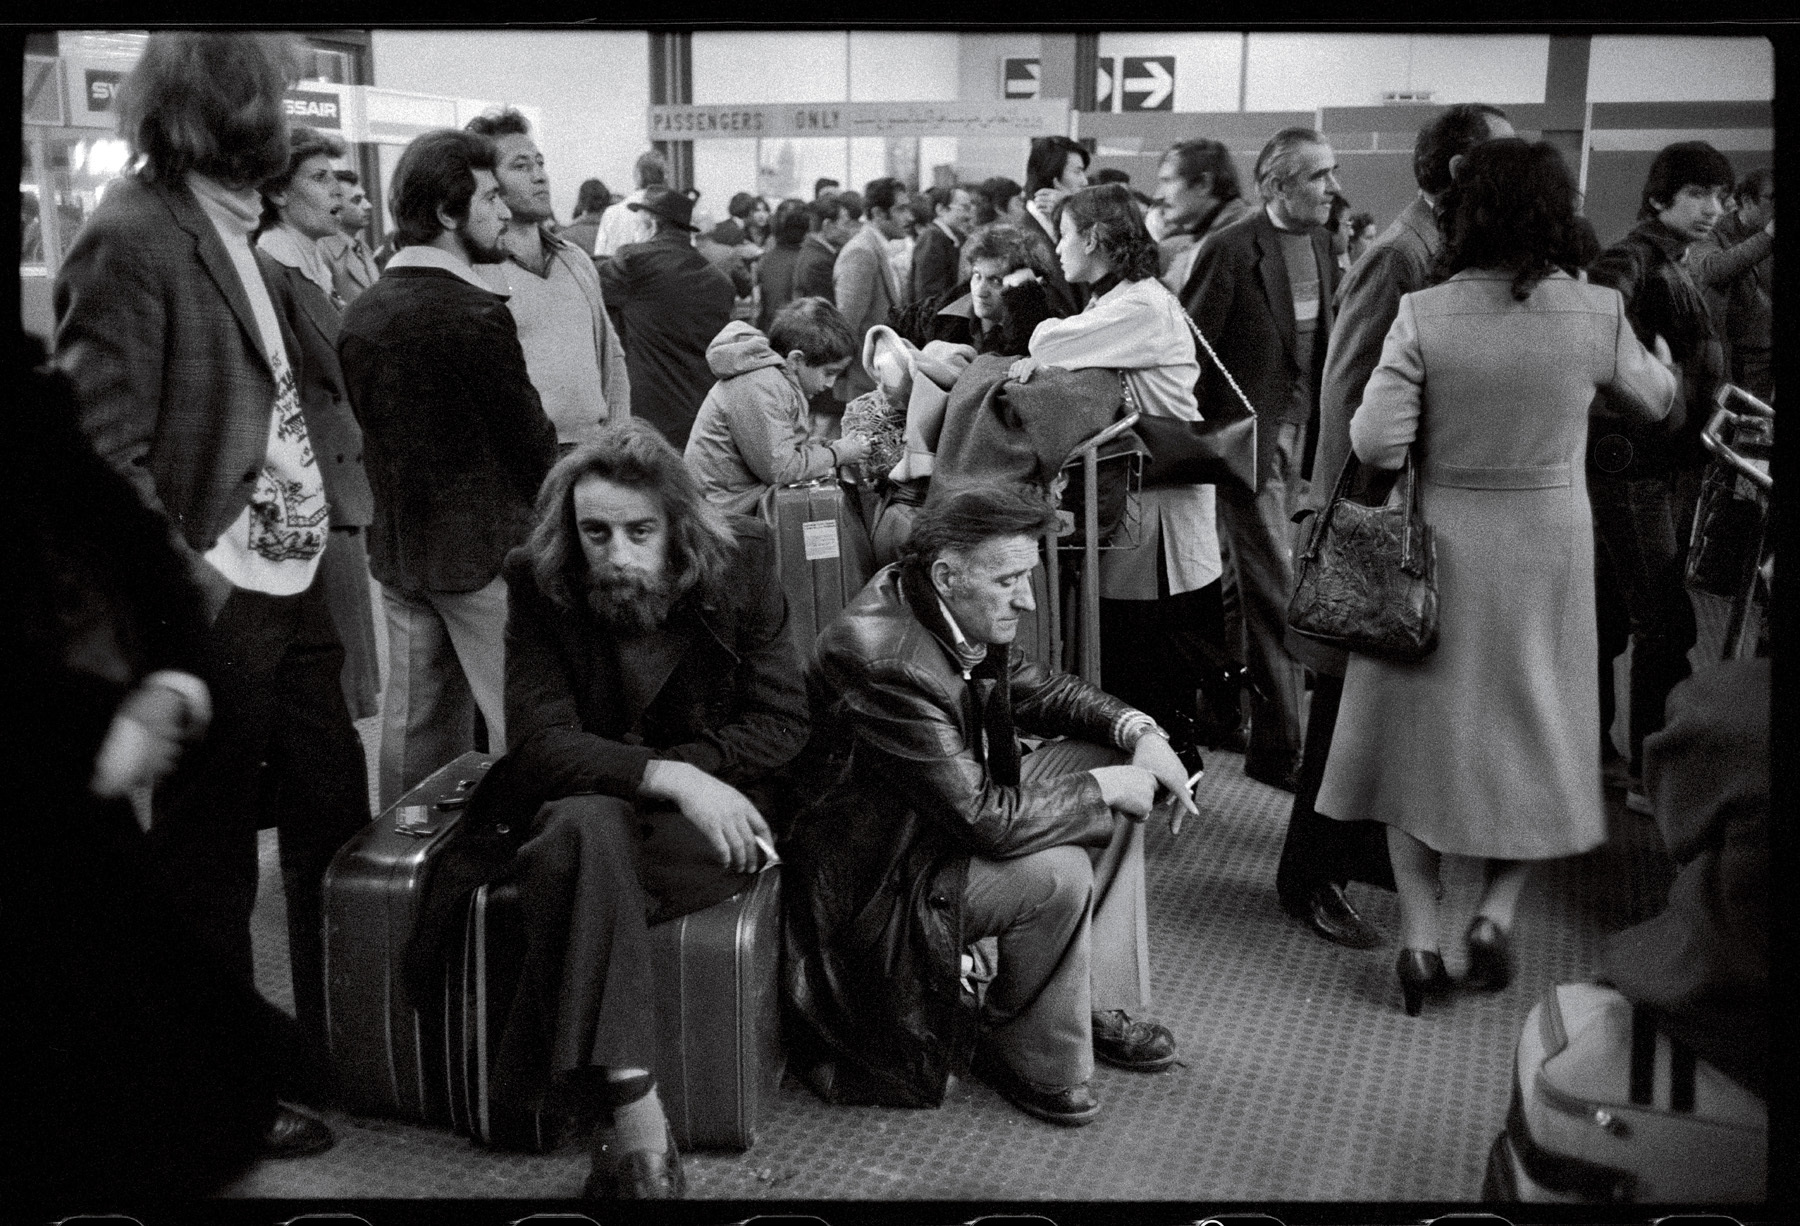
left=583, top=1122, right=685, bottom=1199
left=971, top=1044, right=1101, bottom=1126
left=1091, top=1009, right=1178, bottom=1071
left=260, top=1101, right=335, bottom=1159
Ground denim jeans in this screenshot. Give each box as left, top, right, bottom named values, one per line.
left=1589, top=467, right=1698, bottom=774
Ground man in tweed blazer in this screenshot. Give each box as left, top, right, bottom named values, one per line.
left=833, top=177, right=913, bottom=400
left=54, top=31, right=369, bottom=1160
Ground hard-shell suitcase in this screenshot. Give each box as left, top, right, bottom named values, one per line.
left=447, top=866, right=786, bottom=1153
left=1481, top=981, right=1766, bottom=1203
left=648, top=864, right=785, bottom=1150
left=321, top=752, right=494, bottom=1123
left=763, top=479, right=875, bottom=664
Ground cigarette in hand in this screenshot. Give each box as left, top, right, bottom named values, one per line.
left=754, top=835, right=781, bottom=868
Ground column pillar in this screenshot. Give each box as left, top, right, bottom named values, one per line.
left=1544, top=34, right=1591, bottom=194
left=649, top=31, right=694, bottom=192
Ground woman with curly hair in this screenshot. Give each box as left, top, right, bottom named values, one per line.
left=1013, top=183, right=1216, bottom=770
left=1315, top=139, right=1679, bottom=1015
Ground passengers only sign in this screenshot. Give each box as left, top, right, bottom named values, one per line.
left=649, top=99, right=1068, bottom=140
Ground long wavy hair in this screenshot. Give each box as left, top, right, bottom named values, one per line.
left=118, top=31, right=304, bottom=187
left=1052, top=183, right=1160, bottom=283
left=1432, top=138, right=1590, bottom=301
left=526, top=420, right=737, bottom=614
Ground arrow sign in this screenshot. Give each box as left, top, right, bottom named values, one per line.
left=1120, top=56, right=1175, bottom=111
left=1095, top=57, right=1115, bottom=111
left=1003, top=57, right=1041, bottom=100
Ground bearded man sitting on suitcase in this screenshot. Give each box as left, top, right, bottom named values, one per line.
left=410, top=419, right=808, bottom=1198
left=783, top=485, right=1197, bottom=1127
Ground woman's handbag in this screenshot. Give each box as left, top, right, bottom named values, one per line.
left=1132, top=308, right=1259, bottom=494
left=1287, top=448, right=1439, bottom=662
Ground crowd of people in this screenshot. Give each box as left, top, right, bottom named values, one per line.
left=19, top=29, right=1773, bottom=1206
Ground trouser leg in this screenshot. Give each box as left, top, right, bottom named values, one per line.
left=378, top=581, right=475, bottom=810
left=962, top=845, right=1095, bottom=1088
left=148, top=589, right=292, bottom=989
left=1217, top=423, right=1307, bottom=775
left=270, top=581, right=373, bottom=1061
left=1594, top=532, right=1632, bottom=758
left=1589, top=471, right=1697, bottom=775
left=1021, top=739, right=1149, bottom=1011
left=431, top=575, right=511, bottom=755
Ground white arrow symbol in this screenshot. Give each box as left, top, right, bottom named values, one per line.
left=1096, top=62, right=1113, bottom=108
left=1005, top=62, right=1041, bottom=98
left=1124, top=59, right=1172, bottom=109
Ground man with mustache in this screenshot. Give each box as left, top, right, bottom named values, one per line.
left=414, top=420, right=809, bottom=1198
left=337, top=127, right=559, bottom=808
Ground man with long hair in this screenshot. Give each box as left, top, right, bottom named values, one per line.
left=54, top=30, right=370, bottom=1159
left=411, top=420, right=809, bottom=1199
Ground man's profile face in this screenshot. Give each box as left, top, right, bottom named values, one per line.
left=874, top=195, right=913, bottom=241
left=455, top=168, right=512, bottom=263
left=574, top=475, right=676, bottom=635
left=942, top=188, right=975, bottom=235
left=1270, top=140, right=1341, bottom=231
left=493, top=131, right=554, bottom=225
left=1738, top=185, right=1774, bottom=230
left=1156, top=156, right=1216, bottom=231
left=339, top=185, right=370, bottom=234
left=933, top=533, right=1039, bottom=646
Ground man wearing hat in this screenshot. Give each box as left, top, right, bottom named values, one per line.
left=597, top=184, right=738, bottom=450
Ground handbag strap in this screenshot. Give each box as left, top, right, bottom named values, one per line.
left=1178, top=302, right=1259, bottom=420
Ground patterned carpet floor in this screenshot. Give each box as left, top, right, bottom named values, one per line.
left=219, top=593, right=1739, bottom=1206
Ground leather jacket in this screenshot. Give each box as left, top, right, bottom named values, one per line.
left=1587, top=219, right=1725, bottom=478
left=782, top=564, right=1137, bottom=1107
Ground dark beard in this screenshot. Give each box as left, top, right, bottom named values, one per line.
left=585, top=564, right=678, bottom=637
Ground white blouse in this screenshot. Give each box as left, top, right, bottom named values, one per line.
left=1029, top=277, right=1221, bottom=599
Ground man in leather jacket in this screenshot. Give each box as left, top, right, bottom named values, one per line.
left=782, top=486, right=1197, bottom=1127
left=1587, top=141, right=1731, bottom=804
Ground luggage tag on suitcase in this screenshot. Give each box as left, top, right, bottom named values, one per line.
left=394, top=777, right=476, bottom=836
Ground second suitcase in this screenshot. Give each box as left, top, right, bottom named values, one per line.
left=447, top=866, right=786, bottom=1153
left=763, top=479, right=874, bottom=664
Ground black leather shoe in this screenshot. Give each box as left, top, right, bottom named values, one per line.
left=261, top=1102, right=335, bottom=1159
left=1091, top=1009, right=1178, bottom=1071
left=971, top=1044, right=1102, bottom=1126
left=1243, top=758, right=1300, bottom=793
left=584, top=1122, right=686, bottom=1199
left=1283, top=883, right=1382, bottom=950
left=1463, top=916, right=1513, bottom=992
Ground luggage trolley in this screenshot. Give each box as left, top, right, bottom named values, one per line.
left=1043, top=412, right=1145, bottom=685
left=1686, top=384, right=1773, bottom=660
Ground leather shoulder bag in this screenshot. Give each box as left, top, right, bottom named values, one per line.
left=1286, top=448, right=1439, bottom=662
left=1132, top=305, right=1259, bottom=495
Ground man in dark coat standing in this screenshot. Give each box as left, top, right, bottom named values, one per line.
left=408, top=421, right=808, bottom=1199
left=1182, top=127, right=1342, bottom=794
left=338, top=127, right=559, bottom=809
left=910, top=183, right=974, bottom=307
left=783, top=487, right=1196, bottom=1128
left=598, top=184, right=736, bottom=449
left=1277, top=104, right=1512, bottom=949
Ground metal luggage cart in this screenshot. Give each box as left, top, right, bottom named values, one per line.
left=1687, top=384, right=1773, bottom=660
left=1042, top=413, right=1145, bottom=685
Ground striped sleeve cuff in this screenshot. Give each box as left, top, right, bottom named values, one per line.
left=1112, top=710, right=1167, bottom=752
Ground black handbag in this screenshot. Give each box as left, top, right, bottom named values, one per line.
left=1287, top=448, right=1439, bottom=662
left=1133, top=308, right=1259, bottom=494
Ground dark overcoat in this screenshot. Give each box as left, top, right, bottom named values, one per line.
left=598, top=230, right=737, bottom=449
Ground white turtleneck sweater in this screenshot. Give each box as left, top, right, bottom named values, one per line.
left=187, top=172, right=327, bottom=595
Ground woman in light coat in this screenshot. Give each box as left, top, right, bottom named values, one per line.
left=1315, top=140, right=1679, bottom=1015
left=1012, top=183, right=1215, bottom=769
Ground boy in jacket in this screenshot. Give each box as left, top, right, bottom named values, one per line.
left=684, top=297, right=871, bottom=515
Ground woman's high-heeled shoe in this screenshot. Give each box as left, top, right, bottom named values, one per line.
left=1396, top=948, right=1448, bottom=1017
left=1464, top=917, right=1512, bottom=992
